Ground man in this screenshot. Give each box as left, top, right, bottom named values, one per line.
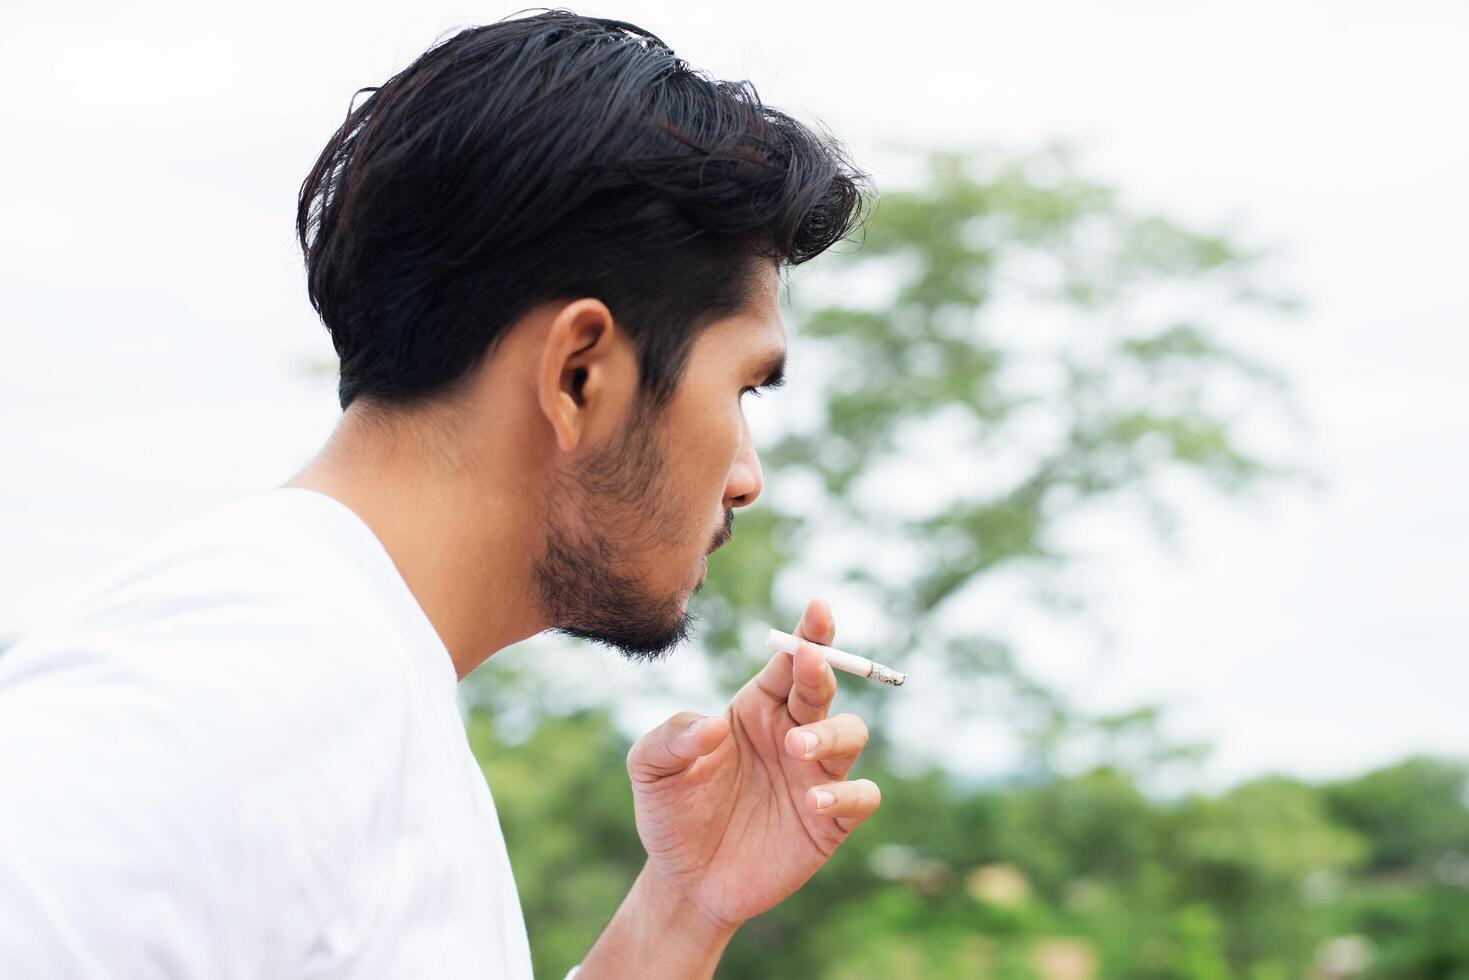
left=0, top=9, right=880, bottom=979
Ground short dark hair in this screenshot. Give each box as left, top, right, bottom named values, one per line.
left=297, top=8, right=867, bottom=412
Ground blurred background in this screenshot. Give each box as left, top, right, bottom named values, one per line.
left=3, top=2, right=1467, bottom=977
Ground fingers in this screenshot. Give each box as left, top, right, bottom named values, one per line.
left=793, top=597, right=836, bottom=647
left=626, top=710, right=730, bottom=784
left=787, top=638, right=837, bottom=726
left=806, top=778, right=881, bottom=832
left=785, top=711, right=868, bottom=777
left=749, top=597, right=836, bottom=705
left=787, top=599, right=836, bottom=726
left=750, top=646, right=795, bottom=702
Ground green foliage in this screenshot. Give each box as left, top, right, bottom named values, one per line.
left=1164, top=777, right=1366, bottom=970
left=1324, top=757, right=1469, bottom=872
left=1350, top=885, right=1469, bottom=978
left=995, top=767, right=1162, bottom=898
left=1173, top=777, right=1366, bottom=886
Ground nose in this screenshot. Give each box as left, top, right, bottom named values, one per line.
left=724, top=413, right=763, bottom=509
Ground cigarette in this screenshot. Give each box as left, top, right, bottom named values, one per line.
left=764, top=628, right=907, bottom=687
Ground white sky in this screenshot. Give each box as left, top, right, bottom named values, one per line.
left=2, top=0, right=1465, bottom=787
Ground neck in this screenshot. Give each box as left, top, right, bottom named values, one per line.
left=285, top=402, right=548, bottom=680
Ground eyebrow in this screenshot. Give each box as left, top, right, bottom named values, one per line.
left=751, top=347, right=788, bottom=387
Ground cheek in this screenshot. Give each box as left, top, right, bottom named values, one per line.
left=714, top=403, right=745, bottom=478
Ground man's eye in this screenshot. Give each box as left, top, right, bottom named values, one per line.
left=741, top=376, right=786, bottom=400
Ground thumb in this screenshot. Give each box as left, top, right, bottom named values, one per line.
left=627, top=710, right=730, bottom=783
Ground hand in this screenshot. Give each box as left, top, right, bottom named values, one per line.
left=625, top=598, right=882, bottom=935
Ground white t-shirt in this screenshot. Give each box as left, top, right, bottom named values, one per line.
left=0, top=487, right=541, bottom=978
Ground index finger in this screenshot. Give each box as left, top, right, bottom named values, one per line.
left=792, top=598, right=836, bottom=647
left=748, top=598, right=837, bottom=705
left=788, top=600, right=838, bottom=725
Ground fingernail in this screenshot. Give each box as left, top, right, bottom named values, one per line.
left=813, top=790, right=835, bottom=810
left=798, top=731, right=817, bottom=755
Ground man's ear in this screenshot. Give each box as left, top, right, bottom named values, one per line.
left=536, top=298, right=632, bottom=454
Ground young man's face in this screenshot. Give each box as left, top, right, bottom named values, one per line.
left=535, top=260, right=785, bottom=661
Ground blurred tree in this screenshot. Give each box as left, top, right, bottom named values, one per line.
left=1350, top=883, right=1469, bottom=979
left=1165, top=776, right=1366, bottom=973
left=1323, top=757, right=1469, bottom=980
left=690, top=143, right=1299, bottom=776
left=1323, top=756, right=1469, bottom=872
left=994, top=766, right=1162, bottom=898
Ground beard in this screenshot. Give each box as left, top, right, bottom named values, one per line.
left=533, top=395, right=730, bottom=664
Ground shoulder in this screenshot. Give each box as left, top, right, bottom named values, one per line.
left=0, top=489, right=433, bottom=974
left=1, top=487, right=427, bottom=810
left=8, top=511, right=408, bottom=733
left=10, top=487, right=422, bottom=705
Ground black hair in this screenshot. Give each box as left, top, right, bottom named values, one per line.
left=296, top=8, right=868, bottom=413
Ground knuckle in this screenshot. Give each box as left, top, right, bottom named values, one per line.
left=795, top=688, right=826, bottom=709
left=822, top=717, right=863, bottom=754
